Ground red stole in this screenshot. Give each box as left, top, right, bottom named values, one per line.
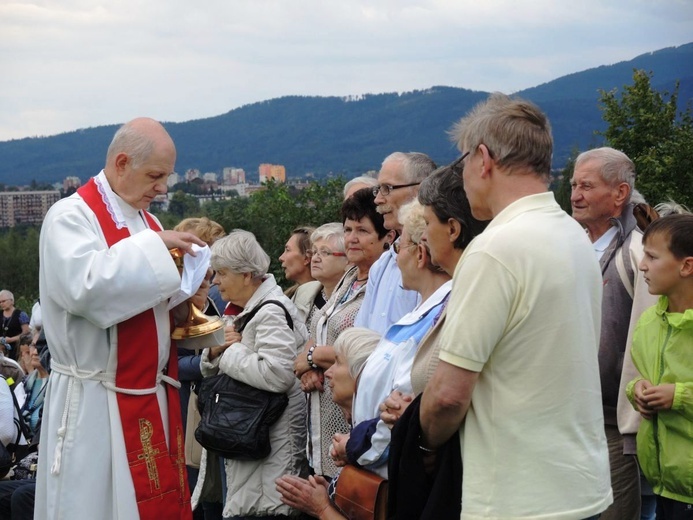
left=78, top=178, right=191, bottom=519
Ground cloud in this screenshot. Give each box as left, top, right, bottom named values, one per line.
left=0, top=0, right=691, bottom=140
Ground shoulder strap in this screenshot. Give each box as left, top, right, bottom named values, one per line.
left=236, top=300, right=294, bottom=333
left=11, top=309, right=21, bottom=322
left=1, top=375, right=32, bottom=446
left=615, top=240, right=635, bottom=300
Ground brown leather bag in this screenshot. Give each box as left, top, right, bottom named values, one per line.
left=334, top=465, right=388, bottom=520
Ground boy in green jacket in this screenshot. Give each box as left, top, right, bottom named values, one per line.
left=626, top=213, right=693, bottom=519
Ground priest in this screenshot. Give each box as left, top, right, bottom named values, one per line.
left=35, top=118, right=205, bottom=520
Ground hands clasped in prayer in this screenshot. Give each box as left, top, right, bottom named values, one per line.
left=207, top=325, right=242, bottom=361
left=275, top=474, right=332, bottom=518
left=300, top=370, right=324, bottom=393
left=295, top=339, right=327, bottom=392
left=379, top=390, right=414, bottom=427
left=631, top=379, right=675, bottom=419
left=293, top=339, right=314, bottom=377
left=329, top=432, right=349, bottom=467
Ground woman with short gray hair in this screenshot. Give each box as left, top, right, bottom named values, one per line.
left=192, top=229, right=310, bottom=519
left=210, top=229, right=270, bottom=279
left=308, top=223, right=348, bottom=306
left=332, top=327, right=381, bottom=382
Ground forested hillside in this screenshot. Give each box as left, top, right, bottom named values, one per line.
left=0, top=43, right=690, bottom=185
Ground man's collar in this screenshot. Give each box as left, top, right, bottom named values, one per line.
left=95, top=170, right=141, bottom=228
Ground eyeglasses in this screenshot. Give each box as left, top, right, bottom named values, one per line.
left=449, top=151, right=470, bottom=176
left=372, top=182, right=421, bottom=197
left=308, top=249, right=347, bottom=259
left=393, top=241, right=418, bottom=255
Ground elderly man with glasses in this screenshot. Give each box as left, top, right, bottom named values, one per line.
left=352, top=152, right=437, bottom=335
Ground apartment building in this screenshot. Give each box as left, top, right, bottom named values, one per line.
left=0, top=190, right=61, bottom=227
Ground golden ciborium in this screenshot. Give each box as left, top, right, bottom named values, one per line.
left=169, top=248, right=225, bottom=348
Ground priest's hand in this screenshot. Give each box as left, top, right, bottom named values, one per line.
left=157, top=230, right=205, bottom=255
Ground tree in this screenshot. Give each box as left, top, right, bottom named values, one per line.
left=167, top=190, right=201, bottom=218
left=240, top=178, right=344, bottom=285
left=0, top=226, right=40, bottom=306
left=202, top=197, right=250, bottom=234
left=552, top=149, right=578, bottom=213
left=599, top=70, right=693, bottom=208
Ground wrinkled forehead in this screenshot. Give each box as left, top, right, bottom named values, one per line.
left=572, top=160, right=607, bottom=183
left=378, top=158, right=407, bottom=184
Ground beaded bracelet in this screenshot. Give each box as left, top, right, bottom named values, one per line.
left=306, top=344, right=319, bottom=370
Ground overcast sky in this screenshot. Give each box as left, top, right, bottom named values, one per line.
left=1, top=0, right=691, bottom=141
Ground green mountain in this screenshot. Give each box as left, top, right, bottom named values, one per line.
left=0, top=43, right=691, bottom=185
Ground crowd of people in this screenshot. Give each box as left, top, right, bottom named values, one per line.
left=0, top=92, right=691, bottom=520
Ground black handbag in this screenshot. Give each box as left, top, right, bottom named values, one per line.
left=0, top=441, right=12, bottom=478
left=194, top=300, right=293, bottom=460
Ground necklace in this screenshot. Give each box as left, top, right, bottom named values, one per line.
left=339, top=276, right=368, bottom=305
left=2, top=315, right=10, bottom=334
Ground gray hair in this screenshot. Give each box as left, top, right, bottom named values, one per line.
left=210, top=229, right=270, bottom=279
left=343, top=176, right=378, bottom=198
left=450, top=93, right=553, bottom=179
left=418, top=165, right=487, bottom=250
left=655, top=200, right=691, bottom=216
left=0, top=290, right=13, bottom=303
left=382, top=152, right=437, bottom=184
left=106, top=121, right=156, bottom=169
left=575, top=147, right=635, bottom=203
left=398, top=200, right=426, bottom=244
left=311, top=222, right=345, bottom=253
left=333, top=327, right=381, bottom=379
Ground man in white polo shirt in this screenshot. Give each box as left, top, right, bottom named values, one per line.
left=420, top=94, right=613, bottom=519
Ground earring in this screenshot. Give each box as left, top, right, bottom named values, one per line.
left=383, top=242, right=391, bottom=251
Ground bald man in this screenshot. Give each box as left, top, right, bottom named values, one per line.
left=35, top=118, right=204, bottom=520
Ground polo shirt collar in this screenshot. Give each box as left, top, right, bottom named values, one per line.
left=485, top=192, right=557, bottom=230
